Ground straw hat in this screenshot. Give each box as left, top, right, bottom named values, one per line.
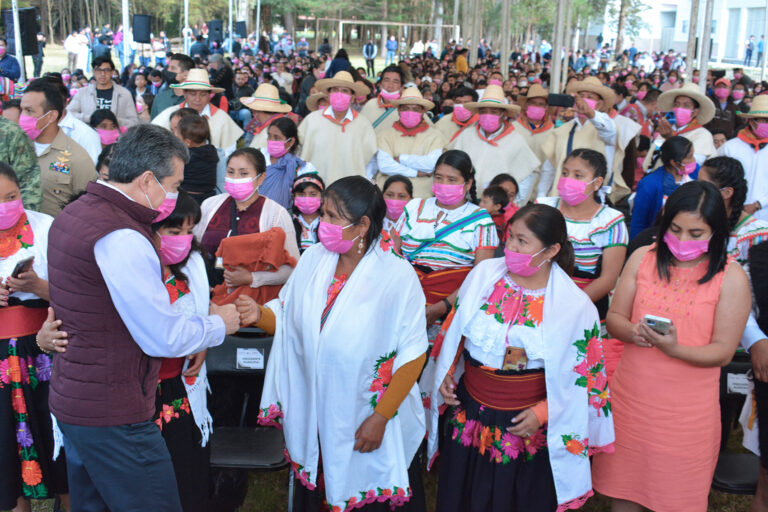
left=315, top=71, right=370, bottom=97
left=241, top=83, right=292, bottom=113
left=388, top=87, right=435, bottom=111
left=657, top=83, right=715, bottom=124
left=738, top=94, right=768, bottom=118
left=565, top=77, right=616, bottom=113
left=524, top=83, right=549, bottom=100
left=306, top=92, right=329, bottom=112
left=171, top=68, right=225, bottom=95
left=463, top=85, right=520, bottom=115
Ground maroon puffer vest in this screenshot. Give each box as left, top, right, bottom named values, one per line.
left=48, top=181, right=160, bottom=426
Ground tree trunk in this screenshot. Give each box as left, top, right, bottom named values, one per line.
left=435, top=0, right=444, bottom=48
left=614, top=0, right=629, bottom=56
left=283, top=10, right=295, bottom=36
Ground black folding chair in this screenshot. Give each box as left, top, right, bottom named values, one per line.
left=713, top=353, right=759, bottom=495
left=205, top=327, right=292, bottom=508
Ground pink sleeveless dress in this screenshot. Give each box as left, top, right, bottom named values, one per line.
left=592, top=249, right=730, bottom=512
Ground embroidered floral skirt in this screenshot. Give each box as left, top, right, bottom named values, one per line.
left=436, top=375, right=557, bottom=512
left=153, top=375, right=210, bottom=512
left=0, top=333, right=67, bottom=509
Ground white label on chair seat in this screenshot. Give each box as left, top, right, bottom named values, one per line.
left=236, top=348, right=264, bottom=369
left=727, top=373, right=750, bottom=395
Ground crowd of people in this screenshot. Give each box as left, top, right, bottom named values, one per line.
left=1, top=26, right=768, bottom=512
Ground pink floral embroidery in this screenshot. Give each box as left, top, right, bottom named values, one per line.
left=572, top=323, right=612, bottom=417
left=368, top=351, right=397, bottom=411
left=449, top=406, right=546, bottom=464
left=257, top=402, right=284, bottom=429
left=341, top=485, right=412, bottom=511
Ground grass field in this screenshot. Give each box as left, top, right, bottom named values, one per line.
left=23, top=429, right=753, bottom=512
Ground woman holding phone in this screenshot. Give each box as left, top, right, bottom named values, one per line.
left=592, top=181, right=751, bottom=512
left=0, top=163, right=69, bottom=512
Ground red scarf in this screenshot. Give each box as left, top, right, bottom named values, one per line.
left=322, top=109, right=359, bottom=133
left=250, top=113, right=283, bottom=135
left=518, top=116, right=554, bottom=134
left=378, top=95, right=395, bottom=109
left=475, top=121, right=516, bottom=146
left=675, top=119, right=702, bottom=136
left=393, top=120, right=429, bottom=137
left=737, top=127, right=768, bottom=153
left=179, top=102, right=219, bottom=118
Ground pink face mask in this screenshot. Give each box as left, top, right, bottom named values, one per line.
left=146, top=176, right=177, bottom=223
left=453, top=104, right=473, bottom=122
left=432, top=182, right=466, bottom=206
left=399, top=110, right=422, bottom=128
left=754, top=122, right=768, bottom=139
left=478, top=113, right=501, bottom=133
left=225, top=176, right=258, bottom=202
left=97, top=128, right=121, bottom=146
left=0, top=47, right=6, bottom=57
left=636, top=90, right=647, bottom=100
left=732, top=90, right=746, bottom=100
left=668, top=76, right=677, bottom=83
left=692, top=76, right=700, bottom=83
left=663, top=231, right=709, bottom=262
left=159, top=234, right=193, bottom=265
left=318, top=221, right=358, bottom=254
left=329, top=91, right=352, bottom=112
left=678, top=160, right=697, bottom=176
left=267, top=139, right=290, bottom=158
left=624, top=80, right=633, bottom=89
left=714, top=87, right=730, bottom=100
left=526, top=105, right=546, bottom=122
left=0, top=198, right=24, bottom=230
left=557, top=176, right=596, bottom=206
left=504, top=247, right=547, bottom=276
left=62, top=73, right=71, bottom=82
left=583, top=98, right=598, bottom=110
left=385, top=199, right=409, bottom=220
left=636, top=156, right=645, bottom=169
left=19, top=112, right=52, bottom=141
left=380, top=89, right=401, bottom=101
left=673, top=107, right=693, bottom=127
left=294, top=196, right=322, bottom=215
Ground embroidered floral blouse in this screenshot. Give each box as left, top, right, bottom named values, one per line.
left=462, top=274, right=546, bottom=370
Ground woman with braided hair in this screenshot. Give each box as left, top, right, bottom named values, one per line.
left=697, top=156, right=768, bottom=265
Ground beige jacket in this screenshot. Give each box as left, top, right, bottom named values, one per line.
left=66, top=83, right=139, bottom=127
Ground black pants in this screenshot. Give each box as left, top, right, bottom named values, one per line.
left=33, top=56, right=43, bottom=78
left=59, top=420, right=183, bottom=512
left=365, top=58, right=375, bottom=77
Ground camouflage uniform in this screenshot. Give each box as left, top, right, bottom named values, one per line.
left=0, top=116, right=40, bottom=211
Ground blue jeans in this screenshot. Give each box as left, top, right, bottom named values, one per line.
left=59, top=420, right=182, bottom=512
left=385, top=50, right=396, bottom=66
left=139, top=56, right=151, bottom=67
left=155, top=57, right=166, bottom=67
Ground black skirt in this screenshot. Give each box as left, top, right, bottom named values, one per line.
left=0, top=333, right=67, bottom=509
left=153, top=375, right=211, bottom=512
left=436, top=375, right=557, bottom=512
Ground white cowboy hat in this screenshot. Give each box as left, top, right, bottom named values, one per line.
left=657, top=83, right=716, bottom=124
left=388, top=87, right=435, bottom=111
left=738, top=94, right=768, bottom=119
left=171, top=68, right=225, bottom=95
left=241, top=83, right=292, bottom=113
left=565, top=77, right=616, bottom=113
left=315, top=71, right=370, bottom=97
left=463, top=85, right=520, bottom=115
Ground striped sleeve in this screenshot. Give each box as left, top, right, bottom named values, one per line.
left=473, top=214, right=500, bottom=250
left=603, top=214, right=629, bottom=248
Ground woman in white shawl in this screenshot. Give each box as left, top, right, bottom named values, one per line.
left=236, top=176, right=429, bottom=512
left=427, top=204, right=615, bottom=512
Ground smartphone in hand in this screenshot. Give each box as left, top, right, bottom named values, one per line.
left=11, top=257, right=34, bottom=279
left=643, top=314, right=672, bottom=335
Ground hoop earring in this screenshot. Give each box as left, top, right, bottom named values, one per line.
left=358, top=238, right=364, bottom=254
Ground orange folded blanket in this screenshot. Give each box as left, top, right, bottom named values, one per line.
left=211, top=227, right=297, bottom=306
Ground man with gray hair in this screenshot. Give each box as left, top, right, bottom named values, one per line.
left=46, top=124, right=240, bottom=511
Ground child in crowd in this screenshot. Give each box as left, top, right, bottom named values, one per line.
left=89, top=108, right=123, bottom=147
left=488, top=173, right=520, bottom=242
left=291, top=173, right=325, bottom=252
left=382, top=175, right=414, bottom=233
left=634, top=134, right=651, bottom=190
left=178, top=115, right=219, bottom=205
left=480, top=185, right=510, bottom=241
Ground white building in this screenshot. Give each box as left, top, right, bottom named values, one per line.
left=597, top=0, right=767, bottom=64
